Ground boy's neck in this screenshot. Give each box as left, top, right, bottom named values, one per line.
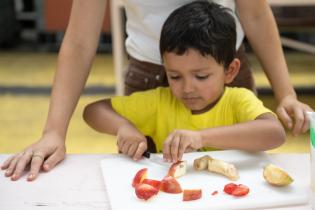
left=191, top=88, right=225, bottom=115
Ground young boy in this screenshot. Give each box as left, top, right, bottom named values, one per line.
left=83, top=1, right=285, bottom=163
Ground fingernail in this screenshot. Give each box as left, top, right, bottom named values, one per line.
left=5, top=170, right=10, bottom=175
left=11, top=174, right=17, bottom=180
left=288, top=122, right=292, bottom=128
left=43, top=164, right=50, bottom=171
left=28, top=174, right=34, bottom=180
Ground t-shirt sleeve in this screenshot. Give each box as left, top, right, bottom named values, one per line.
left=232, top=88, right=276, bottom=122
left=111, top=89, right=158, bottom=136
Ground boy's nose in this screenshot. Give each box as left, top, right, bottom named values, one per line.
left=183, top=80, right=194, bottom=93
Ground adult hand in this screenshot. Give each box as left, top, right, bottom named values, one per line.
left=117, top=124, right=147, bottom=161
left=276, top=95, right=313, bottom=136
left=1, top=131, right=66, bottom=181
left=163, top=129, right=203, bottom=163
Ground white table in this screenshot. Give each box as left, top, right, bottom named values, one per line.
left=0, top=154, right=314, bottom=210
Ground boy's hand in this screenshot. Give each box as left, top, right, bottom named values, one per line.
left=163, top=129, right=203, bottom=163
left=117, top=124, right=147, bottom=161
left=276, top=95, right=313, bottom=136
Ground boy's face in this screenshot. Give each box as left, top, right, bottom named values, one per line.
left=163, top=49, right=229, bottom=112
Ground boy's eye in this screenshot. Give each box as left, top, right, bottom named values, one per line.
left=195, top=75, right=209, bottom=80
left=169, top=75, right=181, bottom=80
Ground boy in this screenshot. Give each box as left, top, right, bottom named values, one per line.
left=83, top=1, right=285, bottom=163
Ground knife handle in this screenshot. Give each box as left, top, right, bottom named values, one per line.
left=142, top=151, right=151, bottom=158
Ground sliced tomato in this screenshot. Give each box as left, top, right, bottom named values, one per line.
left=135, top=183, right=159, bottom=200
left=183, top=189, right=202, bottom=201
left=132, top=168, right=148, bottom=187
left=231, top=184, right=249, bottom=197
left=160, top=176, right=182, bottom=194
left=142, top=179, right=162, bottom=190
left=211, top=190, right=218, bottom=196
left=223, top=183, right=237, bottom=195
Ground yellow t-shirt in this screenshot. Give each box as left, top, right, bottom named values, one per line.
left=111, top=87, right=274, bottom=152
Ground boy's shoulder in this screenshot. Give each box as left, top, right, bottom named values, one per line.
left=224, top=87, right=258, bottom=102
left=225, top=87, right=256, bottom=96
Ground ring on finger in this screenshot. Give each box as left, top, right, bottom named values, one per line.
left=32, top=152, right=45, bottom=161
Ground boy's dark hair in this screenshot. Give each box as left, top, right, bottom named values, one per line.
left=160, top=1, right=236, bottom=69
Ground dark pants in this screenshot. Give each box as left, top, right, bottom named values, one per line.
left=124, top=44, right=256, bottom=95
left=123, top=44, right=256, bottom=152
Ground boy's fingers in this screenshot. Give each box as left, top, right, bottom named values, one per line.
left=127, top=143, right=137, bottom=157
left=292, top=108, right=304, bottom=136
left=121, top=142, right=131, bottom=155
left=178, top=140, right=189, bottom=161
left=117, top=138, right=124, bottom=151
left=119, top=139, right=128, bottom=154
left=163, top=133, right=174, bottom=162
left=170, top=134, right=180, bottom=162
left=277, top=107, right=292, bottom=129
left=133, top=141, right=147, bottom=161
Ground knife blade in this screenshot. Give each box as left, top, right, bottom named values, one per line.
left=142, top=151, right=170, bottom=167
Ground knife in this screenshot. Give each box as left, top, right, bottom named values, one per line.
left=142, top=151, right=170, bottom=167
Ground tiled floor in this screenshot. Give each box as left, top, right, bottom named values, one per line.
left=0, top=52, right=314, bottom=154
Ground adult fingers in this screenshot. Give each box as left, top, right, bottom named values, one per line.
left=5, top=153, right=24, bottom=178
left=292, top=107, right=304, bottom=136
left=42, top=148, right=66, bottom=172
left=1, top=155, right=15, bottom=170
left=301, top=110, right=310, bottom=133
left=27, top=151, right=45, bottom=181
left=10, top=151, right=33, bottom=181
left=277, top=107, right=293, bottom=129
left=133, top=141, right=147, bottom=161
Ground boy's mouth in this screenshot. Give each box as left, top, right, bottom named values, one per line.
left=182, top=97, right=200, bottom=101
left=181, top=97, right=201, bottom=105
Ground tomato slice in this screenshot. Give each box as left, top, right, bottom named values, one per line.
left=223, top=183, right=237, bottom=195
left=211, top=190, right=218, bottom=196
left=231, top=184, right=250, bottom=197
left=142, top=179, right=162, bottom=190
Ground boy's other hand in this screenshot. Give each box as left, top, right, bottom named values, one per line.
left=117, top=124, right=147, bottom=161
left=276, top=95, right=313, bottom=136
left=163, top=130, right=203, bottom=163
left=1, top=131, right=66, bottom=181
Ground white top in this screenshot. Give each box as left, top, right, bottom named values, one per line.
left=122, top=0, right=244, bottom=64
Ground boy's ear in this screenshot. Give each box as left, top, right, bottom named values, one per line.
left=224, top=58, right=240, bottom=84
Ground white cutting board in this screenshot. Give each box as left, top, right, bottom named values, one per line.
left=100, top=150, right=308, bottom=210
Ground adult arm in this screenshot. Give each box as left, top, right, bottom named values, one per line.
left=1, top=0, right=106, bottom=181
left=236, top=0, right=313, bottom=135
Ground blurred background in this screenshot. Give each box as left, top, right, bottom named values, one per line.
left=0, top=0, right=314, bottom=154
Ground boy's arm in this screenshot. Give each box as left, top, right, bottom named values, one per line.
left=163, top=113, right=285, bottom=162
left=236, top=0, right=313, bottom=135
left=200, top=113, right=285, bottom=151
left=83, top=99, right=148, bottom=160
